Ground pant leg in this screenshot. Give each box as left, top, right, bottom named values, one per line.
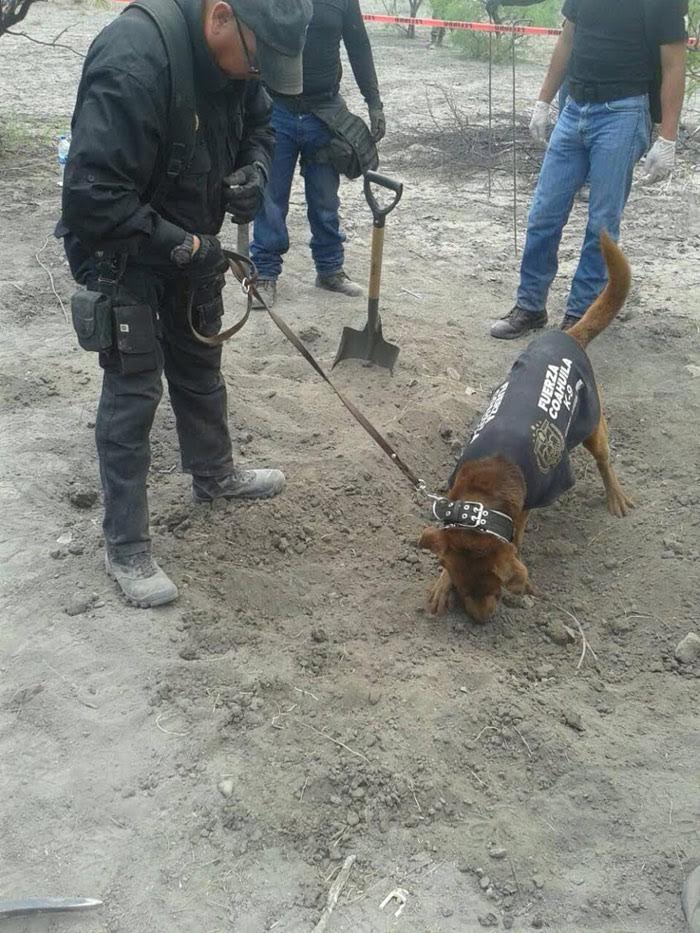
left=95, top=268, right=164, bottom=559
left=250, top=102, right=301, bottom=281
left=565, top=96, right=651, bottom=316
left=160, top=275, right=234, bottom=479
left=516, top=99, right=590, bottom=313
left=299, top=112, right=346, bottom=277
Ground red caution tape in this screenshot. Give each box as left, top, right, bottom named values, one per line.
left=362, top=13, right=562, bottom=38
left=362, top=12, right=699, bottom=48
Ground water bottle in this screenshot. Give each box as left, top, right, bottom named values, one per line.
left=57, top=134, right=71, bottom=187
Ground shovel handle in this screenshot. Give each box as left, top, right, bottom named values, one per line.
left=364, top=172, right=403, bottom=227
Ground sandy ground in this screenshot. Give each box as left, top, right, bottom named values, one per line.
left=1, top=4, right=700, bottom=931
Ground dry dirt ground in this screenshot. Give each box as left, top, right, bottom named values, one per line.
left=1, top=4, right=700, bottom=932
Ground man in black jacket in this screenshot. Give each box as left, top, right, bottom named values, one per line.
left=57, top=0, right=312, bottom=608
left=250, top=0, right=385, bottom=306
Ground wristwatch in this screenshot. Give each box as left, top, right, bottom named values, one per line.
left=170, top=232, right=195, bottom=268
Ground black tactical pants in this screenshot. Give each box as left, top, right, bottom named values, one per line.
left=95, top=265, right=233, bottom=559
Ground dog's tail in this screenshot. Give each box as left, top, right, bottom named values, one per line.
left=568, top=232, right=631, bottom=349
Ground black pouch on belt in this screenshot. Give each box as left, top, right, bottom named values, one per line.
left=113, top=304, right=158, bottom=375
left=71, top=289, right=114, bottom=352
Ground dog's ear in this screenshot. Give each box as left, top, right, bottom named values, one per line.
left=493, top=545, right=532, bottom=594
left=418, top=527, right=447, bottom=557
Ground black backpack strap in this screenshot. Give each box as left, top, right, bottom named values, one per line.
left=124, top=0, right=197, bottom=202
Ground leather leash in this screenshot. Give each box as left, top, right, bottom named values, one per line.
left=188, top=248, right=425, bottom=493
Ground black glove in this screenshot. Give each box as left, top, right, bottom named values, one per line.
left=222, top=163, right=266, bottom=224
left=191, top=235, right=228, bottom=275
left=369, top=103, right=386, bottom=143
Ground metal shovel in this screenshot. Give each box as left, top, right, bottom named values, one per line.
left=0, top=896, right=103, bottom=921
left=333, top=171, right=403, bottom=373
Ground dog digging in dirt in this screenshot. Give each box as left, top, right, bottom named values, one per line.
left=419, top=232, right=633, bottom=623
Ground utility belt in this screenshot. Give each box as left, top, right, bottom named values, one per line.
left=70, top=253, right=224, bottom=374
left=272, top=90, right=335, bottom=114
left=568, top=79, right=648, bottom=105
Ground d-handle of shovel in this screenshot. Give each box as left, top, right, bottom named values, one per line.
left=363, top=171, right=403, bottom=229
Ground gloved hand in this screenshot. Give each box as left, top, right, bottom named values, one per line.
left=222, top=163, right=266, bottom=224
left=191, top=235, right=228, bottom=275
left=529, top=100, right=551, bottom=143
left=369, top=103, right=386, bottom=142
left=641, top=136, right=676, bottom=184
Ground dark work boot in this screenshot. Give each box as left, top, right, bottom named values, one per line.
left=315, top=269, right=363, bottom=298
left=105, top=551, right=178, bottom=608
left=490, top=306, right=547, bottom=340
left=192, top=467, right=286, bottom=503
left=560, top=313, right=579, bottom=332
left=252, top=279, right=276, bottom=310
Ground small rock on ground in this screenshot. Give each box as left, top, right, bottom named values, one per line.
left=675, top=633, right=700, bottom=665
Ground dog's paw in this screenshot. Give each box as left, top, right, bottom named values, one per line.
left=427, top=570, right=453, bottom=616
left=607, top=488, right=635, bottom=518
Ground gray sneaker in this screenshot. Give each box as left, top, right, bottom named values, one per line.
left=105, top=551, right=178, bottom=608
left=252, top=279, right=276, bottom=310
left=315, top=269, right=363, bottom=298
left=192, top=468, right=286, bottom=503
left=490, top=305, right=547, bottom=340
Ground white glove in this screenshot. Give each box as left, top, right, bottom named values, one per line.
left=529, top=100, right=551, bottom=144
left=641, top=136, right=676, bottom=184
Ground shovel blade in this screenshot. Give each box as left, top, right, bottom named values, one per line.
left=332, top=321, right=400, bottom=373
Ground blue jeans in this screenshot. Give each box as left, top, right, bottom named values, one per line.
left=251, top=101, right=345, bottom=281
left=517, top=95, right=651, bottom=318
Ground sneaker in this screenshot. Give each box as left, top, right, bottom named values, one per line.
left=560, top=313, right=579, bottom=331
left=192, top=467, right=286, bottom=503
left=105, top=550, right=178, bottom=608
left=490, top=306, right=547, bottom=340
left=252, top=279, right=276, bottom=310
left=315, top=269, right=363, bottom=298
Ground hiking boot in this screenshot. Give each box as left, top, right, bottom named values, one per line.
left=105, top=550, right=178, bottom=608
left=192, top=467, right=286, bottom=503
left=315, top=269, right=363, bottom=298
left=490, top=306, right=547, bottom=340
left=560, top=313, right=579, bottom=331
left=252, top=279, right=276, bottom=310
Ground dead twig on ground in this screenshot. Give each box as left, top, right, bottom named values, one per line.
left=555, top=605, right=599, bottom=671
left=155, top=713, right=191, bottom=737
left=311, top=854, right=356, bottom=933
left=297, top=720, right=369, bottom=763
left=512, top=724, right=533, bottom=757
left=35, top=235, right=68, bottom=323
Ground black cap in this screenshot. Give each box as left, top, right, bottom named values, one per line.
left=230, top=0, right=312, bottom=95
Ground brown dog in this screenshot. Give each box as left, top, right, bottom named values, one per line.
left=420, top=233, right=632, bottom=623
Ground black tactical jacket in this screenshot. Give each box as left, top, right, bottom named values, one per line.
left=57, top=0, right=275, bottom=272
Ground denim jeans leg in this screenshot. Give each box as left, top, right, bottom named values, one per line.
left=566, top=97, right=651, bottom=316
left=516, top=100, right=589, bottom=314
left=251, top=103, right=300, bottom=282
left=300, top=113, right=345, bottom=277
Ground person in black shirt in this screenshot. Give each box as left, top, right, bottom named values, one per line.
left=56, top=0, right=312, bottom=607
left=492, top=0, right=687, bottom=340
left=250, top=0, right=385, bottom=306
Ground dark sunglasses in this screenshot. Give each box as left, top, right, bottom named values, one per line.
left=235, top=16, right=260, bottom=77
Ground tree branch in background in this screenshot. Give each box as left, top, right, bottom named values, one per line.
left=5, top=23, right=85, bottom=56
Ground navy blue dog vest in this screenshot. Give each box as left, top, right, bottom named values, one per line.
left=452, top=331, right=601, bottom=510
